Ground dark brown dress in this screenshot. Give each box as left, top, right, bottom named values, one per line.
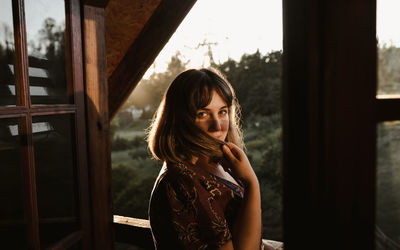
left=149, top=162, right=244, bottom=250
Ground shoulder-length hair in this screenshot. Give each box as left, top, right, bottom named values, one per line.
left=147, top=68, right=243, bottom=164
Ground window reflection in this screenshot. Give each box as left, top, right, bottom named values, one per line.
left=0, top=0, right=16, bottom=106
left=33, top=114, right=79, bottom=248
left=0, top=118, right=27, bottom=249
left=25, top=0, right=70, bottom=105
left=376, top=121, right=400, bottom=249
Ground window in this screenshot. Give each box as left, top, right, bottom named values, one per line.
left=0, top=0, right=89, bottom=248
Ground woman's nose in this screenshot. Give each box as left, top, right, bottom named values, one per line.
left=209, top=116, right=222, bottom=131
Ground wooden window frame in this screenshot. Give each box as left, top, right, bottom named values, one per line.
left=281, top=0, right=400, bottom=249
left=0, top=0, right=91, bottom=249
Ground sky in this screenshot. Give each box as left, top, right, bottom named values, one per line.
left=143, top=0, right=283, bottom=78
left=377, top=0, right=400, bottom=47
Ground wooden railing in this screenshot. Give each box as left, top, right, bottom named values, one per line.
left=113, top=215, right=154, bottom=249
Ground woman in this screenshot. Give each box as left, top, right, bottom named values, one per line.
left=148, top=68, right=269, bottom=250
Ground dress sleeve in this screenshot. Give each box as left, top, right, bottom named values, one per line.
left=164, top=166, right=233, bottom=249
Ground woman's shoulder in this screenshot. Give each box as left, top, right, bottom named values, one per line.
left=152, top=162, right=198, bottom=191
left=166, top=161, right=197, bottom=178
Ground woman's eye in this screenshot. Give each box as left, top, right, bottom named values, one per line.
left=219, top=109, right=228, bottom=115
left=196, top=112, right=207, bottom=118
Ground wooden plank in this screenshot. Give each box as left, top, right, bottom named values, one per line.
left=376, top=98, right=400, bottom=122
left=282, top=0, right=376, bottom=249
left=83, top=5, right=114, bottom=250
left=113, top=215, right=150, bottom=228
left=107, top=0, right=197, bottom=118
left=68, top=0, right=92, bottom=249
left=84, top=0, right=110, bottom=8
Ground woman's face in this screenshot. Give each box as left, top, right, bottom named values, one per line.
left=194, top=90, right=229, bottom=141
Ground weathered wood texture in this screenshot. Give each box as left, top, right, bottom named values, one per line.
left=282, top=0, right=376, bottom=249
left=83, top=5, right=114, bottom=250
left=107, top=0, right=197, bottom=118
left=105, top=0, right=162, bottom=78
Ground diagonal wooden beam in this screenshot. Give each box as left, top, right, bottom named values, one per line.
left=107, top=0, right=197, bottom=119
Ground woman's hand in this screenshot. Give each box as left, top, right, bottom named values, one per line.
left=221, top=142, right=262, bottom=250
left=221, top=142, right=258, bottom=187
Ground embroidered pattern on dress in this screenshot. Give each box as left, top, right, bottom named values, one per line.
left=169, top=182, right=198, bottom=217
left=200, top=175, right=231, bottom=246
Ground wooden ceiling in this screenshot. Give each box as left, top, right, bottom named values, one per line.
left=105, top=0, right=162, bottom=79
left=104, top=0, right=197, bottom=118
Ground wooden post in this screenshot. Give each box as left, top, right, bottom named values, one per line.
left=83, top=5, right=114, bottom=249
left=282, top=0, right=376, bottom=249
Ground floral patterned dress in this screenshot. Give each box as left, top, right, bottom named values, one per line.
left=149, top=161, right=244, bottom=250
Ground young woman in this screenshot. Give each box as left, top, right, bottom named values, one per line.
left=147, top=68, right=271, bottom=250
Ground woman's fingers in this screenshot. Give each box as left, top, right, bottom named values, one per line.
left=222, top=144, right=237, bottom=162
left=225, top=142, right=243, bottom=160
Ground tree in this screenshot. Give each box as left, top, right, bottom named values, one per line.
left=216, top=50, right=282, bottom=121
left=122, top=52, right=188, bottom=118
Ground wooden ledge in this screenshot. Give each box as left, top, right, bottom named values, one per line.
left=113, top=215, right=150, bottom=228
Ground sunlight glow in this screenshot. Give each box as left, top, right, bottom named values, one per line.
left=143, top=0, right=283, bottom=78
left=377, top=0, right=400, bottom=47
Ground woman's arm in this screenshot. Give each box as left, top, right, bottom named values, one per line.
left=220, top=143, right=262, bottom=250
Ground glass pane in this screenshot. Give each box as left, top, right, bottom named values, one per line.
left=0, top=118, right=27, bottom=249
left=377, top=0, right=400, bottom=96
left=376, top=121, right=400, bottom=249
left=25, top=0, right=70, bottom=105
left=0, top=1, right=17, bottom=106
left=32, top=114, right=79, bottom=248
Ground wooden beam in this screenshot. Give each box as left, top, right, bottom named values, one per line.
left=282, top=0, right=376, bottom=249
left=375, top=98, right=400, bottom=122
left=107, top=0, right=197, bottom=118
left=83, top=5, right=114, bottom=249
left=67, top=0, right=92, bottom=249
left=84, top=0, right=110, bottom=8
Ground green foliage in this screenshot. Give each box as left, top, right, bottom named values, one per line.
left=112, top=164, right=155, bottom=218
left=378, top=45, right=400, bottom=95
left=122, top=52, right=188, bottom=115
left=216, top=50, right=282, bottom=120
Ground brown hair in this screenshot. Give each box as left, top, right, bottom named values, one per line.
left=147, top=68, right=243, bottom=164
